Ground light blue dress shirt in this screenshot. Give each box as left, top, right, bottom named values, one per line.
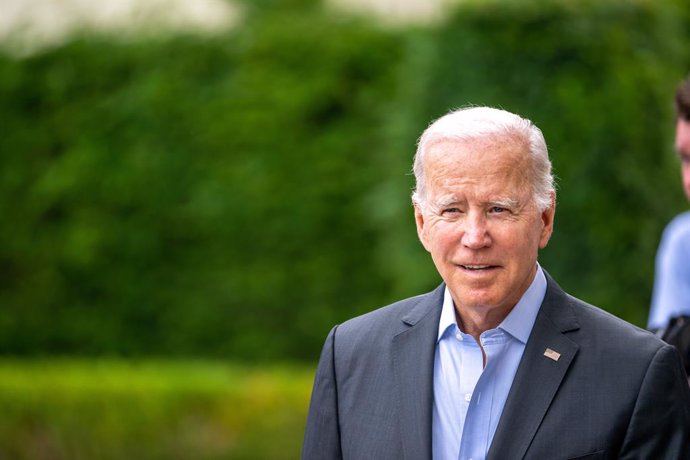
left=432, top=265, right=546, bottom=460
left=648, top=211, right=690, bottom=330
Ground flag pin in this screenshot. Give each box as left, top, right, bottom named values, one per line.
left=544, top=348, right=561, bottom=361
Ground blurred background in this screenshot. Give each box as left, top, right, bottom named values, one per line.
left=1, top=0, right=689, bottom=458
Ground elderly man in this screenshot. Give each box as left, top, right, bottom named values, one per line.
left=302, top=107, right=690, bottom=460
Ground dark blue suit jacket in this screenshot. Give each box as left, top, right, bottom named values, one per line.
left=303, top=274, right=690, bottom=459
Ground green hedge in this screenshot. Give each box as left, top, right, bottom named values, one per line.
left=0, top=6, right=406, bottom=359
left=0, top=359, right=312, bottom=459
left=0, top=0, right=689, bottom=360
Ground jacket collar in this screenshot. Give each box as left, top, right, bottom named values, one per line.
left=393, top=283, right=444, bottom=460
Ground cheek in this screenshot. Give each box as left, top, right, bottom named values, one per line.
left=425, top=223, right=459, bottom=251
left=500, top=225, right=541, bottom=254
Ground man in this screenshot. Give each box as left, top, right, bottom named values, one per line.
left=302, top=107, right=690, bottom=459
left=648, top=76, right=690, bottom=338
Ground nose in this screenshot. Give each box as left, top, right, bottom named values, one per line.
left=461, top=212, right=491, bottom=249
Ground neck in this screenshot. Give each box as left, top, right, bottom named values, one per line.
left=454, top=304, right=513, bottom=343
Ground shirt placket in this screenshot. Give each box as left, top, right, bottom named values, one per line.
left=458, top=332, right=506, bottom=460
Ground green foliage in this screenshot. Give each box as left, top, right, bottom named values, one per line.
left=0, top=6, right=408, bottom=359
left=0, top=0, right=689, bottom=360
left=0, top=359, right=313, bottom=459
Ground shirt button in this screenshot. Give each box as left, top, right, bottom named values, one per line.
left=456, top=333, right=463, bottom=341
left=464, top=393, right=472, bottom=402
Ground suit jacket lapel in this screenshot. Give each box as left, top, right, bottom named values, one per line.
left=392, top=284, right=444, bottom=460
left=487, top=274, right=580, bottom=460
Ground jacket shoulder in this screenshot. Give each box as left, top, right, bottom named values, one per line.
left=338, top=287, right=441, bottom=335
left=324, top=285, right=443, bottom=357
left=564, top=293, right=667, bottom=357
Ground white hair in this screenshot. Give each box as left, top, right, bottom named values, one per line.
left=412, top=106, right=555, bottom=212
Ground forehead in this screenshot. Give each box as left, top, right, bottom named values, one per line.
left=422, top=137, right=533, bottom=205
left=424, top=136, right=531, bottom=182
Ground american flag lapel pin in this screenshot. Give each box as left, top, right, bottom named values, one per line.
left=544, top=348, right=561, bottom=362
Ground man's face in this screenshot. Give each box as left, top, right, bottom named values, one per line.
left=414, top=137, right=555, bottom=319
left=675, top=118, right=690, bottom=201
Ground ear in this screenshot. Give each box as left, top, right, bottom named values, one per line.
left=538, top=192, right=556, bottom=249
left=414, top=203, right=432, bottom=253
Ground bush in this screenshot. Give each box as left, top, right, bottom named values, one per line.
left=0, top=6, right=407, bottom=360
left=0, top=0, right=688, bottom=360
left=0, top=359, right=313, bottom=459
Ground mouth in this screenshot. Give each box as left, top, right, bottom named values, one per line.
left=458, top=264, right=498, bottom=271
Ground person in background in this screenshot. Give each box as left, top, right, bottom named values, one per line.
left=648, top=76, right=690, bottom=336
left=302, top=106, right=690, bottom=460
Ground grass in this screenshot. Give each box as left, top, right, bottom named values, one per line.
left=0, top=358, right=315, bottom=460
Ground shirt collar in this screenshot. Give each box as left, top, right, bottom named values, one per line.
left=437, top=286, right=460, bottom=342
left=437, top=264, right=547, bottom=344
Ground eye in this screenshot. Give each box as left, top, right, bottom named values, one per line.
left=489, top=206, right=507, bottom=214
left=442, top=208, right=461, bottom=215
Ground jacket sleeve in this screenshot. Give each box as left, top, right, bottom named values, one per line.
left=302, top=326, right=343, bottom=460
left=619, top=344, right=690, bottom=459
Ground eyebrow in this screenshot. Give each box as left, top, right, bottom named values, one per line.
left=489, top=197, right=521, bottom=209
left=431, top=196, right=521, bottom=209
left=433, top=195, right=463, bottom=209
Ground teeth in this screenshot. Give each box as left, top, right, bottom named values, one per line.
left=463, top=265, right=490, bottom=270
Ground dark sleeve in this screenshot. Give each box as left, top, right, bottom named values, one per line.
left=302, top=326, right=343, bottom=460
left=619, top=344, right=690, bottom=459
